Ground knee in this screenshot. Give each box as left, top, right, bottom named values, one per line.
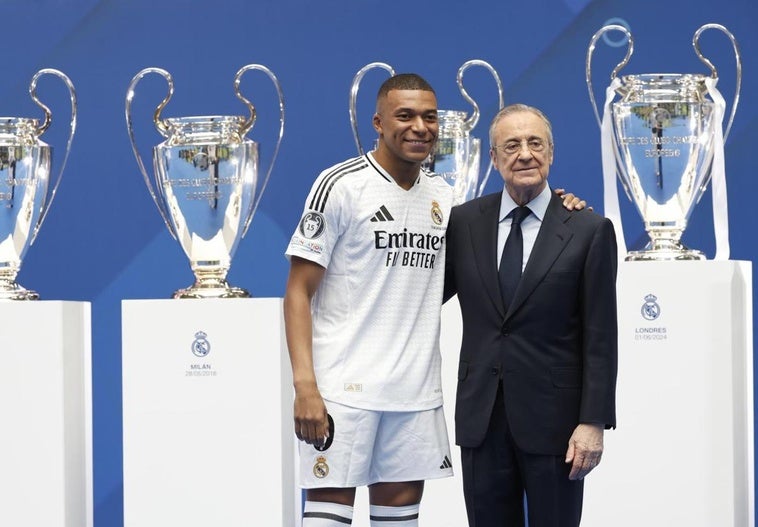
left=368, top=480, right=424, bottom=506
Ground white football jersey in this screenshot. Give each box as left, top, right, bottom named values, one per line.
left=286, top=153, right=453, bottom=411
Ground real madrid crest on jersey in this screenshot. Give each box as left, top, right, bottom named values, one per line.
left=313, top=455, right=329, bottom=478
left=431, top=200, right=443, bottom=226
left=641, top=294, right=661, bottom=321
left=192, top=331, right=211, bottom=357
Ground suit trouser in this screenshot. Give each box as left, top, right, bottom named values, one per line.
left=460, top=383, right=583, bottom=527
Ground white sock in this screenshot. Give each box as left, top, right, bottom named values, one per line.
left=302, top=500, right=354, bottom=526
left=369, top=503, right=420, bottom=526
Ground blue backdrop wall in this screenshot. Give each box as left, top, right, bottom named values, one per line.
left=3, top=0, right=756, bottom=525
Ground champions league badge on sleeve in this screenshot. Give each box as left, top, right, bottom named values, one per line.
left=299, top=211, right=326, bottom=239
left=292, top=211, right=326, bottom=254
left=634, top=293, right=667, bottom=341
left=185, top=330, right=218, bottom=377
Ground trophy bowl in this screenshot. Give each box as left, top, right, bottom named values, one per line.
left=0, top=69, right=76, bottom=300
left=126, top=66, right=284, bottom=298
left=613, top=73, right=716, bottom=260
left=587, top=23, right=741, bottom=261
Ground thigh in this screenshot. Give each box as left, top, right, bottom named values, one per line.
left=370, top=406, right=453, bottom=484
left=461, top=386, right=525, bottom=527
left=298, top=400, right=380, bottom=489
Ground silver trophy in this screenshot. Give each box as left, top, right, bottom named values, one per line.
left=126, top=65, right=284, bottom=298
left=587, top=24, right=741, bottom=260
left=0, top=69, right=76, bottom=300
left=349, top=60, right=504, bottom=205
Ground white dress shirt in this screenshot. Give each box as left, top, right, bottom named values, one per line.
left=497, top=185, right=552, bottom=272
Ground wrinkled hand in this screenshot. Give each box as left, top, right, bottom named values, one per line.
left=565, top=423, right=604, bottom=480
left=293, top=382, right=329, bottom=448
left=554, top=188, right=591, bottom=211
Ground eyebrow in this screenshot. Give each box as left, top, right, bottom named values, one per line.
left=394, top=107, right=437, bottom=114
left=503, top=135, right=544, bottom=143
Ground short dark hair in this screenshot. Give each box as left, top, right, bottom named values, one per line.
left=377, top=73, right=436, bottom=100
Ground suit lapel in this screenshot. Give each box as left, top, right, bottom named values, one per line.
left=467, top=193, right=505, bottom=317
left=507, top=193, right=573, bottom=319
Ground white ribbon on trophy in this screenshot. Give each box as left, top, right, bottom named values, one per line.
left=705, top=77, right=729, bottom=260
left=600, top=77, right=627, bottom=260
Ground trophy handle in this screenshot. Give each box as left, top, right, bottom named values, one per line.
left=586, top=24, right=634, bottom=128
left=125, top=67, right=176, bottom=237
left=28, top=68, right=77, bottom=240
left=456, top=59, right=505, bottom=197
left=457, top=59, right=504, bottom=132
left=349, top=62, right=395, bottom=155
left=235, top=64, right=285, bottom=237
left=693, top=23, right=742, bottom=141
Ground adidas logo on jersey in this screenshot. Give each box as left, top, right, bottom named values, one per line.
left=439, top=455, right=452, bottom=469
left=370, top=205, right=394, bottom=222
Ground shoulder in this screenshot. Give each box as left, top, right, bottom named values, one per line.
left=546, top=192, right=611, bottom=230
left=315, top=155, right=370, bottom=185
left=308, top=156, right=372, bottom=212
left=451, top=192, right=499, bottom=219
left=566, top=208, right=613, bottom=231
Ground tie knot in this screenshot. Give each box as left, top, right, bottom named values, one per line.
left=510, top=206, right=530, bottom=226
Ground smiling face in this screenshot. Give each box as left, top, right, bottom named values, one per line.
left=490, top=109, right=554, bottom=205
left=372, top=88, right=438, bottom=184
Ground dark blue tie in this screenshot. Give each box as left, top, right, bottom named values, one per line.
left=499, top=206, right=531, bottom=310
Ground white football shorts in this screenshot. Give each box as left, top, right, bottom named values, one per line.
left=298, top=400, right=454, bottom=488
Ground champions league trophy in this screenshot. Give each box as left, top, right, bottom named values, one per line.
left=126, top=65, right=284, bottom=298
left=0, top=69, right=76, bottom=300
left=349, top=60, right=504, bottom=205
left=587, top=24, right=741, bottom=260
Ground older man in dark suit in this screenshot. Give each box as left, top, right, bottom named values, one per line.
left=444, top=104, right=618, bottom=527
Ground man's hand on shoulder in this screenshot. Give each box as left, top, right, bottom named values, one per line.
left=555, top=188, right=592, bottom=211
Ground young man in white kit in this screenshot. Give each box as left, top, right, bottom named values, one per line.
left=284, top=74, right=585, bottom=526
left=284, top=73, right=453, bottom=526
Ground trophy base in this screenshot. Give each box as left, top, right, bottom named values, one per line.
left=0, top=281, right=40, bottom=301
left=172, top=280, right=250, bottom=299
left=625, top=241, right=706, bottom=262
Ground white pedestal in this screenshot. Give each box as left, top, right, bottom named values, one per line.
left=582, top=261, right=754, bottom=527
left=122, top=298, right=295, bottom=527
left=0, top=301, right=92, bottom=527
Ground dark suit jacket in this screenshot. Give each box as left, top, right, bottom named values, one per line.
left=444, top=190, right=618, bottom=455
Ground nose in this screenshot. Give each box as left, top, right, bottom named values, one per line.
left=410, top=116, right=427, bottom=133
left=517, top=141, right=534, bottom=160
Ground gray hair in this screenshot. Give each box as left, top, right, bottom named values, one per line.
left=488, top=104, right=553, bottom=149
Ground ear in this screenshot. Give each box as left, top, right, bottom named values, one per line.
left=548, top=144, right=554, bottom=165
left=372, top=113, right=382, bottom=134
left=489, top=147, right=497, bottom=166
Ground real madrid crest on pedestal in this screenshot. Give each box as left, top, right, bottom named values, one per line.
left=641, top=294, right=660, bottom=321
left=191, top=331, right=211, bottom=357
